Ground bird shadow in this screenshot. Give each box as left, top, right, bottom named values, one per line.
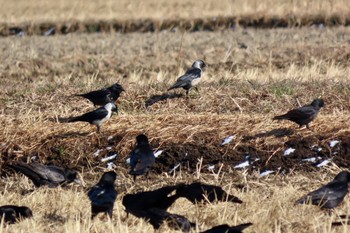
left=145, top=93, right=183, bottom=107
left=243, top=128, right=294, bottom=141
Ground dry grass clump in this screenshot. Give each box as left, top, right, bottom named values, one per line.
left=0, top=167, right=349, bottom=232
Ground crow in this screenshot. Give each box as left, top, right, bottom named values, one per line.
left=9, top=162, right=82, bottom=188
left=88, top=171, right=117, bottom=219
left=168, top=60, right=206, bottom=96
left=200, top=223, right=253, bottom=233
left=0, top=205, right=33, bottom=224
left=273, top=99, right=324, bottom=129
left=296, top=171, right=350, bottom=209
left=66, top=102, right=117, bottom=133
left=175, top=182, right=243, bottom=204
left=76, top=83, right=124, bottom=106
left=122, top=184, right=194, bottom=232
left=129, top=134, right=155, bottom=181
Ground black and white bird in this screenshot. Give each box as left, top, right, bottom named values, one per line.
left=67, top=102, right=117, bottom=133
left=168, top=60, right=206, bottom=96
left=0, top=205, right=33, bottom=224
left=129, top=134, right=155, bottom=181
left=9, top=162, right=82, bottom=188
left=76, top=83, right=125, bottom=106
left=296, top=171, right=350, bottom=209
left=273, top=99, right=324, bottom=129
left=88, top=171, right=117, bottom=219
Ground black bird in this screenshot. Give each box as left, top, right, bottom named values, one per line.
left=122, top=184, right=183, bottom=212
left=66, top=102, right=117, bottom=133
left=200, top=223, right=253, bottom=233
left=9, top=162, right=82, bottom=188
left=296, top=171, right=350, bottom=209
left=168, top=60, right=206, bottom=96
left=88, top=171, right=117, bottom=219
left=0, top=205, right=33, bottom=224
left=129, top=134, right=155, bottom=181
left=273, top=99, right=324, bottom=129
left=122, top=184, right=194, bottom=232
left=175, top=182, right=243, bottom=204
left=76, top=83, right=124, bottom=106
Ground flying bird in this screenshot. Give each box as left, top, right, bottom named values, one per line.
left=168, top=59, right=206, bottom=96
left=88, top=171, right=117, bottom=219
left=9, top=162, right=82, bottom=188
left=129, top=134, right=155, bottom=181
left=296, top=171, right=350, bottom=209
left=66, top=102, right=117, bottom=133
left=0, top=205, right=33, bottom=224
left=200, top=223, right=253, bottom=233
left=273, top=99, right=324, bottom=129
left=175, top=182, right=243, bottom=204
left=76, top=83, right=124, bottom=106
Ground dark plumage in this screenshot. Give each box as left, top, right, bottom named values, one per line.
left=67, top=102, right=117, bottom=133
left=200, top=223, right=253, bottom=233
left=175, top=182, right=243, bottom=204
left=9, top=162, right=82, bottom=188
left=0, top=205, right=33, bottom=224
left=129, top=134, right=155, bottom=181
left=273, top=99, right=324, bottom=129
left=122, top=184, right=194, bottom=232
left=76, top=83, right=124, bottom=106
left=296, top=171, right=350, bottom=209
left=168, top=60, right=206, bottom=96
left=88, top=171, right=117, bottom=219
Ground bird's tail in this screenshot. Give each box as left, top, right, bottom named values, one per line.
left=229, top=223, right=253, bottom=231
left=273, top=114, right=288, bottom=120
left=57, top=116, right=79, bottom=123
left=8, top=163, right=41, bottom=187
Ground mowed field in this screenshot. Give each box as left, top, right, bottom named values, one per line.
left=1, top=1, right=350, bottom=233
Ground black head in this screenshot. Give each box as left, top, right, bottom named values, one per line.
left=334, top=171, right=350, bottom=183
left=99, top=171, right=117, bottom=185
left=64, top=169, right=83, bottom=185
left=136, top=134, right=149, bottom=145
left=191, top=60, right=206, bottom=70
left=109, top=83, right=125, bottom=93
left=311, top=99, right=324, bottom=108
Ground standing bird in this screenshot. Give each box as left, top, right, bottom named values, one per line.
left=9, top=162, right=82, bottom=188
left=0, top=205, right=33, bottom=224
left=88, top=171, right=117, bottom=219
left=129, top=134, right=155, bottom=181
left=76, top=83, right=124, bottom=106
left=168, top=60, right=206, bottom=96
left=296, top=171, right=350, bottom=209
left=273, top=98, right=324, bottom=129
left=66, top=102, right=117, bottom=133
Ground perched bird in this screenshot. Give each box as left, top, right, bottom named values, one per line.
left=76, top=83, right=124, bottom=106
left=200, top=223, right=253, bottom=233
left=9, top=162, right=82, bottom=188
left=175, top=182, right=243, bottom=204
left=88, top=171, right=117, bottom=219
left=168, top=59, right=206, bottom=96
left=0, top=205, right=33, bottom=224
left=273, top=99, right=324, bottom=129
left=129, top=134, right=155, bottom=181
left=296, top=171, right=350, bottom=209
left=66, top=102, right=117, bottom=133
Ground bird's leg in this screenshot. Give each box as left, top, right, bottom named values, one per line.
left=97, top=125, right=101, bottom=134
left=107, top=208, right=113, bottom=219
left=185, top=90, right=189, bottom=97
left=194, top=86, right=200, bottom=94
left=133, top=175, right=137, bottom=182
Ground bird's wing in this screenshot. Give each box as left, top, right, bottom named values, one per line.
left=169, top=68, right=201, bottom=89
left=30, top=164, right=65, bottom=183
left=88, top=186, right=117, bottom=205
left=9, top=163, right=45, bottom=186
left=131, top=149, right=155, bottom=174
left=71, top=106, right=108, bottom=123
left=299, top=181, right=347, bottom=203
left=284, top=107, right=316, bottom=119
left=79, top=89, right=110, bottom=100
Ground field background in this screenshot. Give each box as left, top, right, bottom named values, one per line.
left=1, top=0, right=350, bottom=232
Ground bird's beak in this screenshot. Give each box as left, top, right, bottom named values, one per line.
left=74, top=174, right=85, bottom=187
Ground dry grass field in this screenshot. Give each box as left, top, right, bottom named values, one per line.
left=1, top=1, right=350, bottom=232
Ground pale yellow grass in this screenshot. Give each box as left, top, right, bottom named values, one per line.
left=1, top=0, right=350, bottom=23
left=0, top=169, right=350, bottom=232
